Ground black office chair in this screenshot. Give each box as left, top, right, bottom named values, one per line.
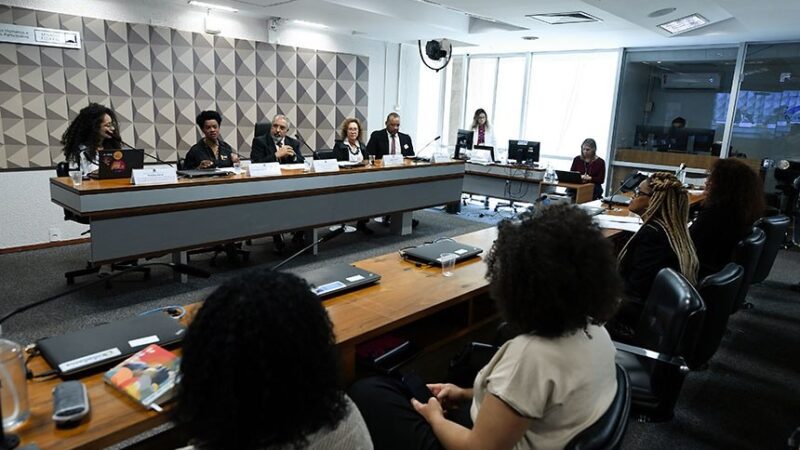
left=688, top=263, right=743, bottom=369
left=565, top=364, right=632, bottom=450
left=730, top=227, right=766, bottom=313
left=55, top=162, right=151, bottom=285
left=753, top=215, right=790, bottom=283
left=614, top=268, right=705, bottom=421
left=254, top=122, right=270, bottom=139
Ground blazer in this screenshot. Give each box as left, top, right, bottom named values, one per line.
left=471, top=126, right=496, bottom=148
left=250, top=134, right=304, bottom=163
left=619, top=222, right=681, bottom=301
left=184, top=139, right=235, bottom=169
left=365, top=129, right=414, bottom=159
left=333, top=140, right=367, bottom=162
left=690, top=206, right=749, bottom=279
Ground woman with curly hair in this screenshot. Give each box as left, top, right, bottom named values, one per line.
left=334, top=117, right=367, bottom=163
left=616, top=172, right=698, bottom=326
left=690, top=158, right=765, bottom=279
left=175, top=270, right=372, bottom=450
left=350, top=205, right=622, bottom=450
left=61, top=103, right=122, bottom=176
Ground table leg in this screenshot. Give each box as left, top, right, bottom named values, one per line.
left=339, top=343, right=356, bottom=384
left=390, top=212, right=413, bottom=235
left=172, top=251, right=187, bottom=283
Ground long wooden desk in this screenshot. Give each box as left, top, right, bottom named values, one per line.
left=464, top=162, right=595, bottom=204
left=50, top=160, right=465, bottom=263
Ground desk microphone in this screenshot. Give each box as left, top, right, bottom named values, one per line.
left=601, top=172, right=647, bottom=205
left=120, top=139, right=174, bottom=168
left=272, top=226, right=348, bottom=271
left=294, top=132, right=316, bottom=160
left=418, top=136, right=441, bottom=156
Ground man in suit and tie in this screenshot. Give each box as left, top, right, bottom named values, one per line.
left=365, top=112, right=415, bottom=159
left=251, top=114, right=305, bottom=163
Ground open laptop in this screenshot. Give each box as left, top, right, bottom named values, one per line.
left=470, top=145, right=495, bottom=162
left=401, top=239, right=483, bottom=266
left=177, top=169, right=232, bottom=178
left=555, top=170, right=584, bottom=184
left=298, top=263, right=381, bottom=298
left=37, top=312, right=186, bottom=377
left=96, top=149, right=145, bottom=179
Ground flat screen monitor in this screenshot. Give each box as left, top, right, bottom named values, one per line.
left=685, top=128, right=716, bottom=152
left=634, top=125, right=715, bottom=153
left=454, top=129, right=474, bottom=159
left=508, top=140, right=540, bottom=163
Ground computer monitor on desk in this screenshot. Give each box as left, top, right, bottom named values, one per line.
left=508, top=140, right=540, bottom=165
left=454, top=129, right=474, bottom=159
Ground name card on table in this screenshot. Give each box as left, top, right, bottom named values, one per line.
left=248, top=162, right=282, bottom=177
left=132, top=168, right=178, bottom=185
left=431, top=151, right=451, bottom=163
left=383, top=154, right=404, bottom=167
left=312, top=159, right=340, bottom=173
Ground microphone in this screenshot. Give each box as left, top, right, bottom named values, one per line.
left=294, top=132, right=316, bottom=160
left=218, top=136, right=247, bottom=162
left=601, top=172, right=647, bottom=205
left=0, top=262, right=210, bottom=334
left=675, top=163, right=685, bottom=176
left=419, top=136, right=441, bottom=155
left=120, top=139, right=174, bottom=168
left=272, top=226, right=347, bottom=271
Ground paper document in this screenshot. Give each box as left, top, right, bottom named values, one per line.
left=593, top=215, right=642, bottom=233
left=281, top=163, right=306, bottom=170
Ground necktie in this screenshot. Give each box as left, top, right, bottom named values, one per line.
left=390, top=135, right=396, bottom=155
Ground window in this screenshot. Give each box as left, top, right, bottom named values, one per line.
left=492, top=57, right=526, bottom=149
left=416, top=62, right=443, bottom=152
left=464, top=58, right=498, bottom=129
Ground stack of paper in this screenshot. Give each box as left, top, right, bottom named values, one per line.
left=593, top=214, right=643, bottom=232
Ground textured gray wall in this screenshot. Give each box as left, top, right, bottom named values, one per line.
left=0, top=6, right=369, bottom=169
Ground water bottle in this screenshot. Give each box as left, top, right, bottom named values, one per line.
left=543, top=163, right=557, bottom=184
left=0, top=339, right=29, bottom=430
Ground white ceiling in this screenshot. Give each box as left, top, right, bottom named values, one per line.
left=172, top=0, right=800, bottom=53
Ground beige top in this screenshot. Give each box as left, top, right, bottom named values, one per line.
left=470, top=324, right=617, bottom=450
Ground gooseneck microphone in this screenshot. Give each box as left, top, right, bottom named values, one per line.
left=120, top=139, right=174, bottom=168
left=601, top=172, right=648, bottom=206
left=271, top=226, right=347, bottom=271
left=294, top=132, right=316, bottom=160
left=419, top=135, right=441, bottom=153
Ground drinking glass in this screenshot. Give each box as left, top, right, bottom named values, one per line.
left=68, top=161, right=82, bottom=186
left=440, top=253, right=457, bottom=277
left=368, top=155, right=376, bottom=166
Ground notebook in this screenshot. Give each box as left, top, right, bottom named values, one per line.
left=176, top=169, right=232, bottom=178
left=401, top=240, right=483, bottom=266
left=104, top=344, right=180, bottom=411
left=37, top=312, right=186, bottom=377
left=297, top=264, right=381, bottom=298
left=96, top=149, right=145, bottom=179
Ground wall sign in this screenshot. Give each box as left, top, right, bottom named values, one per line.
left=0, top=23, right=81, bottom=49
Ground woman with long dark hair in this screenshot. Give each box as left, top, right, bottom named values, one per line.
left=61, top=103, right=122, bottom=176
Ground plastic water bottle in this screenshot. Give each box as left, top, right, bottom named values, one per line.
left=0, top=339, right=29, bottom=430
left=543, top=163, right=558, bottom=184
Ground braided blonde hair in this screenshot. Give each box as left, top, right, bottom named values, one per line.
left=619, top=172, right=699, bottom=285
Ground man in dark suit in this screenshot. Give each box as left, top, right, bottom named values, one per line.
left=365, top=112, right=414, bottom=159
left=250, top=114, right=305, bottom=163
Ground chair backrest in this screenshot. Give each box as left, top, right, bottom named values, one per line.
left=635, top=268, right=706, bottom=357
left=752, top=215, right=790, bottom=283
left=56, top=161, right=70, bottom=177
left=688, top=263, right=743, bottom=369
left=254, top=122, right=270, bottom=139
left=565, top=364, right=631, bottom=450
left=730, top=227, right=766, bottom=313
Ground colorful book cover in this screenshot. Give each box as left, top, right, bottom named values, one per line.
left=104, top=344, right=180, bottom=410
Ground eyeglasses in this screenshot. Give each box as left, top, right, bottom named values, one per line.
left=633, top=187, right=652, bottom=198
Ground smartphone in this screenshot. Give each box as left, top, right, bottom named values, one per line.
left=402, top=372, right=434, bottom=404
left=52, top=381, right=90, bottom=427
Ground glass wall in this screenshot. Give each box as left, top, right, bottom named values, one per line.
left=464, top=57, right=498, bottom=129
left=416, top=61, right=444, bottom=153
left=492, top=57, right=526, bottom=149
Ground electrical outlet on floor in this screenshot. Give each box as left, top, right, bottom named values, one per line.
left=49, top=227, right=62, bottom=242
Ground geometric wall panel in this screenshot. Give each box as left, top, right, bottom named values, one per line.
left=0, top=6, right=368, bottom=169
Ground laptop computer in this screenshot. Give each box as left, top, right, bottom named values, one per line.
left=555, top=170, right=584, bottom=184
left=177, top=169, right=232, bottom=179
left=37, top=312, right=186, bottom=377
left=298, top=263, right=381, bottom=298
left=401, top=239, right=483, bottom=266
left=471, top=145, right=495, bottom=162
left=97, top=149, right=145, bottom=179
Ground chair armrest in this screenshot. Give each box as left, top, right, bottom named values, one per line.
left=614, top=341, right=688, bottom=371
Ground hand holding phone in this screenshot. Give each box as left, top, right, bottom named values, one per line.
left=402, top=372, right=434, bottom=404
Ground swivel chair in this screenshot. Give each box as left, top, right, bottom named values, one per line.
left=688, top=263, right=743, bottom=369
left=731, top=227, right=766, bottom=312
left=565, top=364, right=632, bottom=450
left=614, top=268, right=705, bottom=421
left=753, top=215, right=790, bottom=284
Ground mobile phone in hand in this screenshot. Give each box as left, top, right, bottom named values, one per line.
left=402, top=372, right=434, bottom=404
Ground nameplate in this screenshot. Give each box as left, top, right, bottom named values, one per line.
left=312, top=158, right=340, bottom=173
left=431, top=152, right=451, bottom=163
left=132, top=168, right=178, bottom=185
left=383, top=154, right=404, bottom=167
left=248, top=162, right=282, bottom=177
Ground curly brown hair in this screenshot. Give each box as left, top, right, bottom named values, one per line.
left=485, top=204, right=622, bottom=338
left=704, top=158, right=764, bottom=233
left=338, top=117, right=364, bottom=143
left=61, top=103, right=121, bottom=163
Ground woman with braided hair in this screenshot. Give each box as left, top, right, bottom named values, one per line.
left=616, top=172, right=699, bottom=326
left=61, top=103, right=122, bottom=176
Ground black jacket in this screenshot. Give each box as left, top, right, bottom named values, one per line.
left=184, top=139, right=235, bottom=169
left=690, top=206, right=750, bottom=279
left=333, top=140, right=367, bottom=161
left=250, top=134, right=304, bottom=163
left=365, top=129, right=414, bottom=159
left=619, top=222, right=681, bottom=300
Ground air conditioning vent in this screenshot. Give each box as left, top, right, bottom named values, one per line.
left=526, top=11, right=601, bottom=25
left=662, top=73, right=721, bottom=90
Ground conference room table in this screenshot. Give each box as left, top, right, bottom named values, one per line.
left=463, top=161, right=595, bottom=204
left=50, top=160, right=466, bottom=265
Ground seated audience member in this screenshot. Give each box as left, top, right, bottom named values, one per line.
left=671, top=116, right=687, bottom=130
left=184, top=110, right=238, bottom=169
left=61, top=103, right=122, bottom=177
left=350, top=204, right=622, bottom=450
left=251, top=114, right=306, bottom=251
left=617, top=172, right=698, bottom=327
left=365, top=112, right=414, bottom=159
left=570, top=138, right=606, bottom=200
left=334, top=118, right=373, bottom=235
left=691, top=158, right=764, bottom=279
left=251, top=114, right=304, bottom=163
left=175, top=270, right=373, bottom=450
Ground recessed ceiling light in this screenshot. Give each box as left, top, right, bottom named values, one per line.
left=187, top=1, right=238, bottom=13
left=294, top=20, right=328, bottom=29
left=648, top=7, right=677, bottom=18
left=526, top=12, right=601, bottom=25
left=658, top=13, right=709, bottom=35
left=522, top=36, right=539, bottom=41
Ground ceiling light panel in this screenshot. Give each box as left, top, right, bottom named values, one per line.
left=658, top=14, right=709, bottom=35
left=188, top=1, right=238, bottom=12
